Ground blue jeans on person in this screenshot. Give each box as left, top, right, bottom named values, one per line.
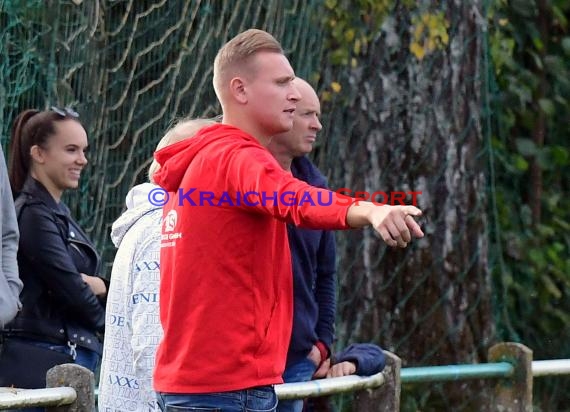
left=29, top=340, right=100, bottom=374
left=8, top=338, right=99, bottom=412
left=277, top=357, right=318, bottom=412
left=157, top=385, right=278, bottom=412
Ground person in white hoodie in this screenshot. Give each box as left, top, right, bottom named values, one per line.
left=98, top=118, right=214, bottom=412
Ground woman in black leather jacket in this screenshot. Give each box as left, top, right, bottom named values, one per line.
left=4, top=108, right=107, bottom=386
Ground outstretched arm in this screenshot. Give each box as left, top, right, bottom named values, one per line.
left=228, top=146, right=424, bottom=247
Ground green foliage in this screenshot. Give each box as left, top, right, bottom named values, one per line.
left=319, top=0, right=393, bottom=100
left=322, top=0, right=393, bottom=66
left=409, top=11, right=449, bottom=60
left=488, top=0, right=570, bottom=408
left=494, top=181, right=570, bottom=336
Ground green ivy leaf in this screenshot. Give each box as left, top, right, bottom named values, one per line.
left=552, top=6, right=568, bottom=30
left=528, top=50, right=544, bottom=70
left=508, top=81, right=533, bottom=106
left=550, top=145, right=569, bottom=166
left=515, top=138, right=537, bottom=156
left=538, top=98, right=555, bottom=116
left=562, top=37, right=570, bottom=55
left=554, top=94, right=569, bottom=107
left=536, top=224, right=555, bottom=237
left=532, top=36, right=544, bottom=51
left=541, top=274, right=562, bottom=299
left=552, top=216, right=570, bottom=231
left=325, top=0, right=337, bottom=9
left=537, top=148, right=556, bottom=170
left=513, top=155, right=529, bottom=171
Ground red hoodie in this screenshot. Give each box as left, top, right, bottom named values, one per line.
left=152, top=124, right=352, bottom=393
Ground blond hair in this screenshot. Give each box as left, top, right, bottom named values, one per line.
left=148, top=118, right=215, bottom=183
left=212, top=29, right=283, bottom=103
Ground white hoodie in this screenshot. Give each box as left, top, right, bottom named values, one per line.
left=98, top=183, right=163, bottom=412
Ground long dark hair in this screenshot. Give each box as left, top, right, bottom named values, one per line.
left=9, top=109, right=80, bottom=193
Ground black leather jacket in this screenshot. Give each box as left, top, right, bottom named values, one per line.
left=5, top=177, right=105, bottom=354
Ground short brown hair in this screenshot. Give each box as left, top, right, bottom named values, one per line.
left=212, top=29, right=283, bottom=102
left=148, top=118, right=216, bottom=183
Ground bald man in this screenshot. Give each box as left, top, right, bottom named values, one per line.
left=267, top=78, right=335, bottom=412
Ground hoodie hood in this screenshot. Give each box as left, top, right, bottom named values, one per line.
left=111, top=182, right=160, bottom=247
left=153, top=124, right=263, bottom=192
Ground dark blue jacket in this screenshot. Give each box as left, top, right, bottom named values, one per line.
left=334, top=343, right=386, bottom=375
left=286, top=156, right=336, bottom=366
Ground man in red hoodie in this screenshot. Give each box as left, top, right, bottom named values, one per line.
left=153, top=29, right=423, bottom=412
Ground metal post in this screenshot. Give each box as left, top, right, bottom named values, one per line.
left=488, top=342, right=533, bottom=412
left=45, top=364, right=95, bottom=412
left=354, top=350, right=401, bottom=411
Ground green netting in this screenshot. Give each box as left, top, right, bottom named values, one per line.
left=1, top=1, right=568, bottom=410
left=1, top=0, right=324, bottom=272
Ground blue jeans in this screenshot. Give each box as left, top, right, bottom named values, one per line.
left=157, top=386, right=278, bottom=412
left=277, top=358, right=317, bottom=412
left=31, top=340, right=101, bottom=373
left=7, top=339, right=100, bottom=412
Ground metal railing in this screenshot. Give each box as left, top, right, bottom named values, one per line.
left=2, top=342, right=570, bottom=411
left=0, top=363, right=94, bottom=411
left=273, top=343, right=539, bottom=411
left=276, top=371, right=386, bottom=399
left=532, top=359, right=570, bottom=377
left=399, top=358, right=570, bottom=383
left=0, top=387, right=76, bottom=410
left=400, top=362, right=514, bottom=383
